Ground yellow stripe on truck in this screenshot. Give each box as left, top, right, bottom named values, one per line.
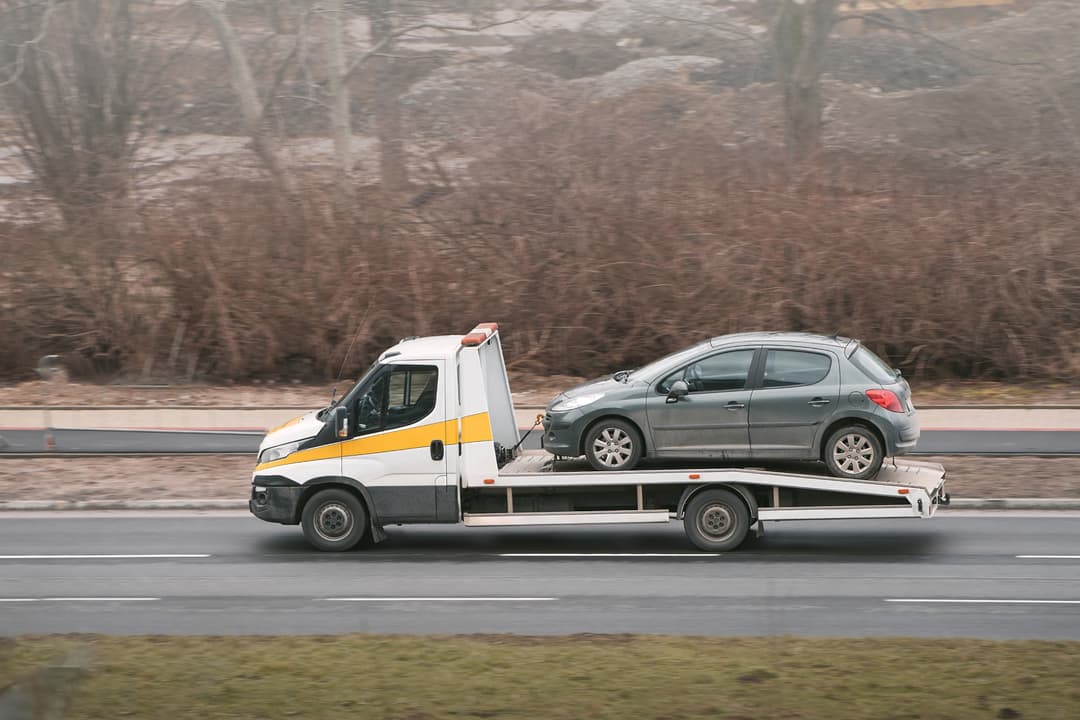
left=255, top=412, right=492, bottom=471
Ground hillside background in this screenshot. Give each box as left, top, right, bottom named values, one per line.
left=1, top=0, right=1077, bottom=383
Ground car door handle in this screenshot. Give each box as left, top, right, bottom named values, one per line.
left=808, top=398, right=831, bottom=407
left=430, top=439, right=444, bottom=461
left=724, top=402, right=746, bottom=410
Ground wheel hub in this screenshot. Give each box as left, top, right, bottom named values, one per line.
left=699, top=504, right=734, bottom=539
left=315, top=502, right=352, bottom=541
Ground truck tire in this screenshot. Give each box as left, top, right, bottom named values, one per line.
left=824, top=425, right=883, bottom=480
left=301, top=488, right=367, bottom=552
left=683, top=488, right=750, bottom=552
left=584, top=418, right=643, bottom=471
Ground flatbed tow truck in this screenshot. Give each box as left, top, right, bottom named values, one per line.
left=250, top=323, right=949, bottom=551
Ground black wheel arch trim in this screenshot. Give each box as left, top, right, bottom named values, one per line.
left=299, top=476, right=387, bottom=543
left=677, top=483, right=758, bottom=521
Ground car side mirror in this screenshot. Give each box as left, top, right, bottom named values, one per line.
left=331, top=405, right=349, bottom=438
left=666, top=380, right=689, bottom=404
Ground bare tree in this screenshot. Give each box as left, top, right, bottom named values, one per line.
left=197, top=0, right=292, bottom=192
left=322, top=0, right=352, bottom=183
left=771, top=0, right=841, bottom=160
left=0, top=0, right=139, bottom=226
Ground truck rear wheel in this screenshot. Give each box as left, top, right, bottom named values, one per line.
left=301, top=488, right=367, bottom=552
left=683, top=488, right=750, bottom=552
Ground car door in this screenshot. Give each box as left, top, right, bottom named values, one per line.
left=748, top=348, right=839, bottom=459
left=645, top=348, right=758, bottom=459
left=341, top=361, right=447, bottom=522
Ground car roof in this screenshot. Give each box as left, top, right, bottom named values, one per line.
left=708, top=332, right=853, bottom=350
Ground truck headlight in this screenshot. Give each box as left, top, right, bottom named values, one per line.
left=258, top=440, right=303, bottom=465
left=550, top=392, right=604, bottom=413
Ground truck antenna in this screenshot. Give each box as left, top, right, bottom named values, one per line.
left=329, top=300, right=373, bottom=407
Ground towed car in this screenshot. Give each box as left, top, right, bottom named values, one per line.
left=542, top=332, right=919, bottom=480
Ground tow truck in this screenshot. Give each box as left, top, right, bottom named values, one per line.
left=250, top=323, right=948, bottom=551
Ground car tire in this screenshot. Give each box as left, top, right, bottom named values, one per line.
left=301, top=488, right=367, bottom=552
left=683, top=488, right=750, bottom=552
left=824, top=425, right=884, bottom=480
left=583, top=418, right=643, bottom=471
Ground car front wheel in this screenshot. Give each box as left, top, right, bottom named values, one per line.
left=824, top=426, right=884, bottom=480
left=583, top=419, right=643, bottom=471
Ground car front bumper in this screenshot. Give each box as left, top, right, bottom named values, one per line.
left=542, top=410, right=587, bottom=457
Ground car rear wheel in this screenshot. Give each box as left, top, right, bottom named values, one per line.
left=824, top=426, right=884, bottom=480
left=301, top=488, right=367, bottom=552
left=583, top=419, right=643, bottom=471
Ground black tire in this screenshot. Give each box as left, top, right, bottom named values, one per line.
left=583, top=418, right=644, bottom=471
left=683, top=488, right=750, bottom=552
left=301, top=488, right=368, bottom=552
left=823, top=425, right=884, bottom=480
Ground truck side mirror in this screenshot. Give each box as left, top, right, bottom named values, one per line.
left=666, top=380, right=689, bottom=404
left=332, top=405, right=349, bottom=438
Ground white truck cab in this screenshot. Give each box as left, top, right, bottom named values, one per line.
left=250, top=323, right=949, bottom=552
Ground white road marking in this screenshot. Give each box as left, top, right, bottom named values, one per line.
left=1016, top=555, right=1080, bottom=559
left=0, top=554, right=210, bottom=560
left=0, top=597, right=160, bottom=602
left=501, top=557, right=721, bottom=561
left=42, top=597, right=160, bottom=602
left=323, top=597, right=557, bottom=602
left=887, top=598, right=1080, bottom=605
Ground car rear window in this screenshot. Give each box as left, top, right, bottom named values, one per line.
left=849, top=346, right=898, bottom=385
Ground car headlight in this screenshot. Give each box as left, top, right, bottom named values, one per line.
left=550, top=392, right=605, bottom=413
left=258, top=440, right=304, bottom=465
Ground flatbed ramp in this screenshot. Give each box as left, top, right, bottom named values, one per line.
left=466, top=455, right=948, bottom=529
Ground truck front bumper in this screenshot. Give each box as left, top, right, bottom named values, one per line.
left=250, top=478, right=303, bottom=525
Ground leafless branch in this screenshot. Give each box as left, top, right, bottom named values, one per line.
left=0, top=0, right=57, bottom=88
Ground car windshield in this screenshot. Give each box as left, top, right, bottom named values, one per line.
left=627, top=341, right=711, bottom=382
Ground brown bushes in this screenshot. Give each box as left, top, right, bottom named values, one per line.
left=2, top=91, right=1079, bottom=383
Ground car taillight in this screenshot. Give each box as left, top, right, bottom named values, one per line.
left=866, top=389, right=904, bottom=413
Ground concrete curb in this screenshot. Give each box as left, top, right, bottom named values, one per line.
left=2, top=498, right=1080, bottom=512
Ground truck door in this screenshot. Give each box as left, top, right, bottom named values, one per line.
left=341, top=361, right=447, bottom=522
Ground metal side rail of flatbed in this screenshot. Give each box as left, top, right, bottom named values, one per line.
left=462, top=455, right=948, bottom=542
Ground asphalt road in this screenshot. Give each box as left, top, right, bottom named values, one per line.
left=1, top=428, right=1079, bottom=455
left=2, top=513, right=1079, bottom=638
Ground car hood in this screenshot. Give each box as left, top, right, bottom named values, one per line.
left=259, top=410, right=324, bottom=451
left=547, top=375, right=645, bottom=408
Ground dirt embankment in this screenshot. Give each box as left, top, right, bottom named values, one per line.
left=1, top=454, right=1075, bottom=502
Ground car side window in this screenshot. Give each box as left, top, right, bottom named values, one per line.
left=660, top=349, right=755, bottom=394
left=761, top=350, right=831, bottom=388
left=354, top=364, right=438, bottom=435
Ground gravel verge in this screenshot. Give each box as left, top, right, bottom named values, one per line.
left=1, top=455, right=1076, bottom=504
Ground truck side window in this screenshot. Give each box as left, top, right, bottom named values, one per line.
left=353, top=365, right=438, bottom=436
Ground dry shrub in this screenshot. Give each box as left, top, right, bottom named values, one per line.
left=2, top=87, right=1079, bottom=383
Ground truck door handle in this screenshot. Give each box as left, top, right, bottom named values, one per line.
left=430, top=439, right=444, bottom=461
left=724, top=402, right=746, bottom=410
left=808, top=398, right=831, bottom=407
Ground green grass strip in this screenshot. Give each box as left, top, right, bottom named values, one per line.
left=3, top=635, right=1079, bottom=719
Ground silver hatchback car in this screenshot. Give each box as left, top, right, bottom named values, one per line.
left=542, top=333, right=919, bottom=479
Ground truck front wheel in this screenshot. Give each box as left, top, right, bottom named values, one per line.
left=301, top=488, right=368, bottom=552
left=683, top=488, right=750, bottom=552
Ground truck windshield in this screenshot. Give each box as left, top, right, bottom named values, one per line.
left=326, top=360, right=381, bottom=413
